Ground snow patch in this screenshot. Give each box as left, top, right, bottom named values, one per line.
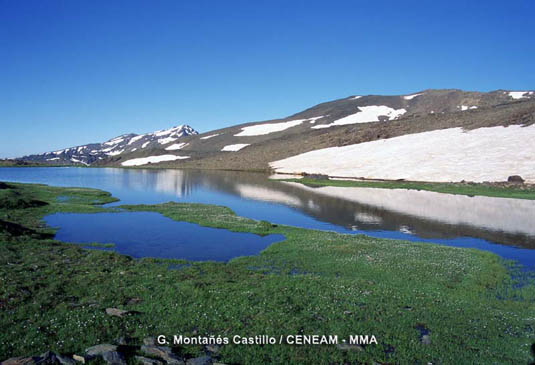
left=128, top=135, right=144, bottom=145
left=165, top=142, right=188, bottom=151
left=509, top=91, right=528, bottom=99
left=460, top=105, right=479, bottom=111
left=158, top=137, right=178, bottom=145
left=311, top=105, right=406, bottom=129
left=404, top=93, right=422, bottom=100
left=121, top=155, right=190, bottom=166
left=106, top=149, right=124, bottom=156
left=351, top=96, right=362, bottom=100
left=221, top=144, right=250, bottom=152
left=235, top=119, right=307, bottom=136
left=307, top=116, right=325, bottom=124
left=200, top=134, right=220, bottom=140
left=141, top=141, right=150, bottom=149
left=103, top=137, right=124, bottom=146
left=271, top=124, right=535, bottom=183
left=70, top=158, right=89, bottom=166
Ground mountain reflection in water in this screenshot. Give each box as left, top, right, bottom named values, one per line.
left=1, top=167, right=534, bottom=267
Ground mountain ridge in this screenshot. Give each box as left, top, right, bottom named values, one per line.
left=17, top=89, right=535, bottom=181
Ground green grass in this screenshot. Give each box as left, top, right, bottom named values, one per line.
left=280, top=177, right=535, bottom=200
left=1, top=182, right=534, bottom=364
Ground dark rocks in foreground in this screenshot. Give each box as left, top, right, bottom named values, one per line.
left=507, top=175, right=525, bottom=183
left=1, top=338, right=221, bottom=365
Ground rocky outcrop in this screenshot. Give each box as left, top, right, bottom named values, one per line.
left=1, top=338, right=222, bottom=365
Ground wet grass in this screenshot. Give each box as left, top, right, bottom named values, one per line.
left=281, top=177, right=535, bottom=200
left=1, top=182, right=535, bottom=364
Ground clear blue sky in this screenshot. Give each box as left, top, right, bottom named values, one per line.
left=1, top=0, right=534, bottom=157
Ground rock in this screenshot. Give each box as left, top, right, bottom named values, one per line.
left=105, top=308, right=130, bottom=317
left=186, top=356, right=212, bottom=365
left=421, top=334, right=431, bottom=345
left=135, top=357, right=163, bottom=365
left=1, top=357, right=40, bottom=365
left=205, top=344, right=220, bottom=354
left=37, top=352, right=58, bottom=365
left=139, top=346, right=184, bottom=365
left=143, top=337, right=156, bottom=346
left=55, top=355, right=76, bottom=365
left=116, top=336, right=135, bottom=345
left=336, top=343, right=363, bottom=351
left=127, top=297, right=143, bottom=305
left=101, top=351, right=126, bottom=365
left=71, top=355, right=87, bottom=364
left=85, top=344, right=118, bottom=356
left=303, top=173, right=329, bottom=180
left=508, top=175, right=525, bottom=183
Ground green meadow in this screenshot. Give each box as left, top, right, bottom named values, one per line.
left=281, top=177, right=535, bottom=200
left=1, top=182, right=534, bottom=364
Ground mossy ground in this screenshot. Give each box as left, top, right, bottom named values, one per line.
left=1, top=182, right=534, bottom=364
left=281, top=177, right=535, bottom=200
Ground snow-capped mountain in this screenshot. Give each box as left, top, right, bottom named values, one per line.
left=17, top=89, right=535, bottom=181
left=22, top=125, right=198, bottom=165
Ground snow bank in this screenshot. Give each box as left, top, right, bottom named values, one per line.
left=235, top=119, right=308, bottom=136
left=221, top=144, right=250, bottom=152
left=311, top=105, right=406, bottom=129
left=165, top=142, right=188, bottom=150
left=141, top=142, right=150, bottom=148
left=121, top=155, right=190, bottom=166
left=271, top=124, right=535, bottom=183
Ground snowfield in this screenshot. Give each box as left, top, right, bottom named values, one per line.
left=311, top=105, right=406, bottom=129
left=221, top=144, right=250, bottom=152
left=271, top=124, right=535, bottom=183
left=121, top=155, right=190, bottom=166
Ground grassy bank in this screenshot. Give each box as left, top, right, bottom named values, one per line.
left=280, top=177, right=535, bottom=200
left=1, top=182, right=534, bottom=363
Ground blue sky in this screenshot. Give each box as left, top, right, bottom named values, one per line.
left=1, top=0, right=534, bottom=157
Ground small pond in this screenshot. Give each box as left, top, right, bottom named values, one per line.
left=44, top=211, right=285, bottom=262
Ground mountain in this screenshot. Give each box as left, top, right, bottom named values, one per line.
left=21, top=125, right=198, bottom=166
left=17, top=89, right=535, bottom=182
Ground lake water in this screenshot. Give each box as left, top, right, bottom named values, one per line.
left=1, top=167, right=534, bottom=268
left=44, top=212, right=284, bottom=262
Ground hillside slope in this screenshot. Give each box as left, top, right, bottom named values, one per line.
left=18, top=89, right=535, bottom=182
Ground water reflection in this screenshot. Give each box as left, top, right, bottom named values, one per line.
left=1, top=167, right=534, bottom=257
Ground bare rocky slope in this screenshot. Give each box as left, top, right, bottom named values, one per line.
left=19, top=89, right=535, bottom=181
